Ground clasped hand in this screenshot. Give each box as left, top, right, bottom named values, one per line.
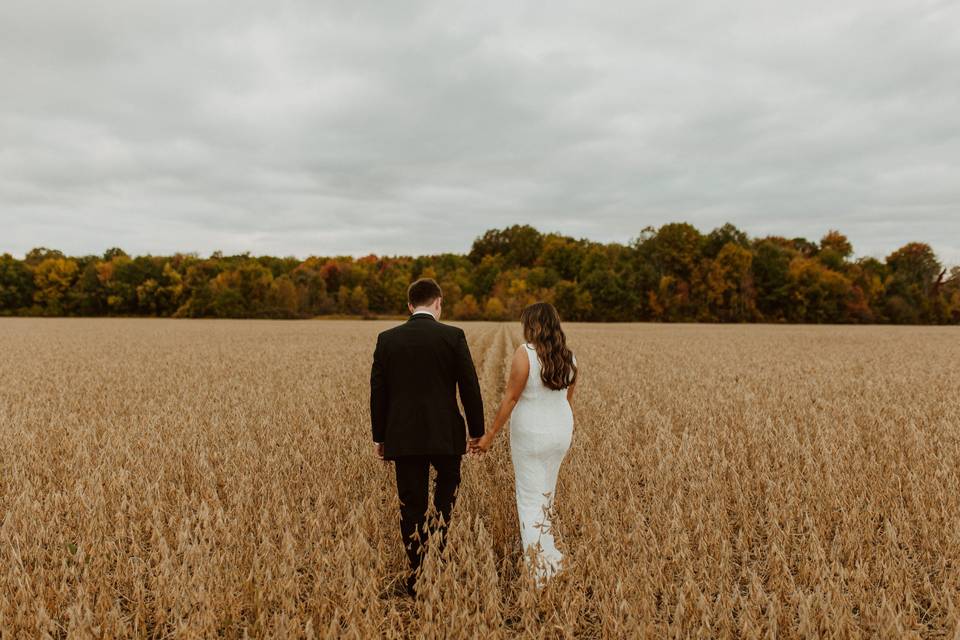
left=468, top=432, right=494, bottom=456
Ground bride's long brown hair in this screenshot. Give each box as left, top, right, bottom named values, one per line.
left=521, top=302, right=577, bottom=391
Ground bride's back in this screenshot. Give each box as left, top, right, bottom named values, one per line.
left=518, top=343, right=574, bottom=405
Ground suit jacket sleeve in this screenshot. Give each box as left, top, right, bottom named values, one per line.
left=455, top=330, right=484, bottom=438
left=370, top=335, right=388, bottom=443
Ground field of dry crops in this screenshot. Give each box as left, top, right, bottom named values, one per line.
left=1, top=318, right=959, bottom=638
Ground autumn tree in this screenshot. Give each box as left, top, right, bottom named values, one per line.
left=1, top=226, right=955, bottom=324
left=33, top=257, right=79, bottom=315
left=267, top=276, right=299, bottom=317
left=703, top=223, right=749, bottom=259
left=289, top=260, right=331, bottom=316
left=553, top=280, right=592, bottom=321
left=818, top=230, right=853, bottom=271
left=338, top=285, right=369, bottom=316
left=136, top=263, right=184, bottom=316
left=751, top=239, right=795, bottom=321
left=539, top=235, right=586, bottom=281
left=785, top=257, right=853, bottom=323
left=453, top=294, right=481, bottom=320
left=484, top=296, right=507, bottom=320
left=885, top=242, right=942, bottom=323
left=24, top=247, right=65, bottom=266
left=0, top=253, right=34, bottom=313
left=469, top=225, right=543, bottom=268
left=703, top=243, right=756, bottom=321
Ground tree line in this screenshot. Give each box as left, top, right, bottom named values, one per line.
left=2, top=223, right=958, bottom=323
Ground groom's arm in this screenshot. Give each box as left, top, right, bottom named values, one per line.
left=370, top=334, right=388, bottom=444
left=454, top=330, right=484, bottom=438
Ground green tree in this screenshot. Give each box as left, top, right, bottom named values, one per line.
left=0, top=253, right=35, bottom=313
left=135, top=262, right=184, bottom=316
left=943, top=267, right=960, bottom=323
left=96, top=254, right=159, bottom=313
left=204, top=261, right=274, bottom=317
left=641, top=223, right=703, bottom=281
left=703, top=223, right=749, bottom=259
left=174, top=258, right=222, bottom=317
left=818, top=230, right=853, bottom=271
left=470, top=255, right=501, bottom=298
left=469, top=225, right=543, bottom=268
left=539, top=235, right=585, bottom=281
left=752, top=239, right=795, bottom=321
left=76, top=261, right=108, bottom=315
left=885, top=243, right=942, bottom=323
left=553, top=280, right=592, bottom=321
left=102, top=247, right=128, bottom=261
left=25, top=247, right=65, bottom=266
left=290, top=260, right=331, bottom=315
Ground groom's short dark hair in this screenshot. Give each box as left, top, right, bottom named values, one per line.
left=408, top=278, right=442, bottom=307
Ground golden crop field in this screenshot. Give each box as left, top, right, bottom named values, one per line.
left=1, top=318, right=959, bottom=639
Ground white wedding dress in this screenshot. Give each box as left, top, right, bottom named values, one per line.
left=509, top=343, right=574, bottom=584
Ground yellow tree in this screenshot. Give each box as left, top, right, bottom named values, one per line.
left=33, top=258, right=79, bottom=314
left=787, top=257, right=853, bottom=323
left=505, top=277, right=534, bottom=318
left=484, top=296, right=507, bottom=320
left=649, top=275, right=691, bottom=322
left=268, top=276, right=299, bottom=317
left=704, top=243, right=756, bottom=321
left=136, top=262, right=184, bottom=316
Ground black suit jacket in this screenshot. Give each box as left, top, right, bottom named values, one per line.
left=370, top=313, right=484, bottom=458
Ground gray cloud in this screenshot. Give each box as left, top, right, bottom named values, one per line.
left=1, top=0, right=958, bottom=264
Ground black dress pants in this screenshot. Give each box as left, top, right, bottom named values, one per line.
left=394, top=454, right=462, bottom=575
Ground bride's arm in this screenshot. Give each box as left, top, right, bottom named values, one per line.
left=566, top=354, right=578, bottom=405
left=477, top=346, right=529, bottom=451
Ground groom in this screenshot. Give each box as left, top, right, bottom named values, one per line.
left=370, top=278, right=484, bottom=596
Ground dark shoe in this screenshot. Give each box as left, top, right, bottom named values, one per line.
left=405, top=573, right=417, bottom=598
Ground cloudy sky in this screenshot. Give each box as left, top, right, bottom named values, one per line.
left=2, top=0, right=958, bottom=265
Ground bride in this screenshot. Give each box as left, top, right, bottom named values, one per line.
left=473, top=302, right=577, bottom=585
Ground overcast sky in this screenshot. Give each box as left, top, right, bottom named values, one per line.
left=1, top=0, right=958, bottom=265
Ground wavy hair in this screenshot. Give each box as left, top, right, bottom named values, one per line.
left=520, top=302, right=577, bottom=390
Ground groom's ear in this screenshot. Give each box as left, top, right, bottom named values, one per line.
left=407, top=302, right=415, bottom=314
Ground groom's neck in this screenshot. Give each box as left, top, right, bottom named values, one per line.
left=411, top=307, right=438, bottom=319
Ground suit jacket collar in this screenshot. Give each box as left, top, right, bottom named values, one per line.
left=408, top=311, right=437, bottom=322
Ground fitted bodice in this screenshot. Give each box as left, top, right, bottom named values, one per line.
left=519, top=343, right=574, bottom=403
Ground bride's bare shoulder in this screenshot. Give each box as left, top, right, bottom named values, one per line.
left=512, top=344, right=530, bottom=367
